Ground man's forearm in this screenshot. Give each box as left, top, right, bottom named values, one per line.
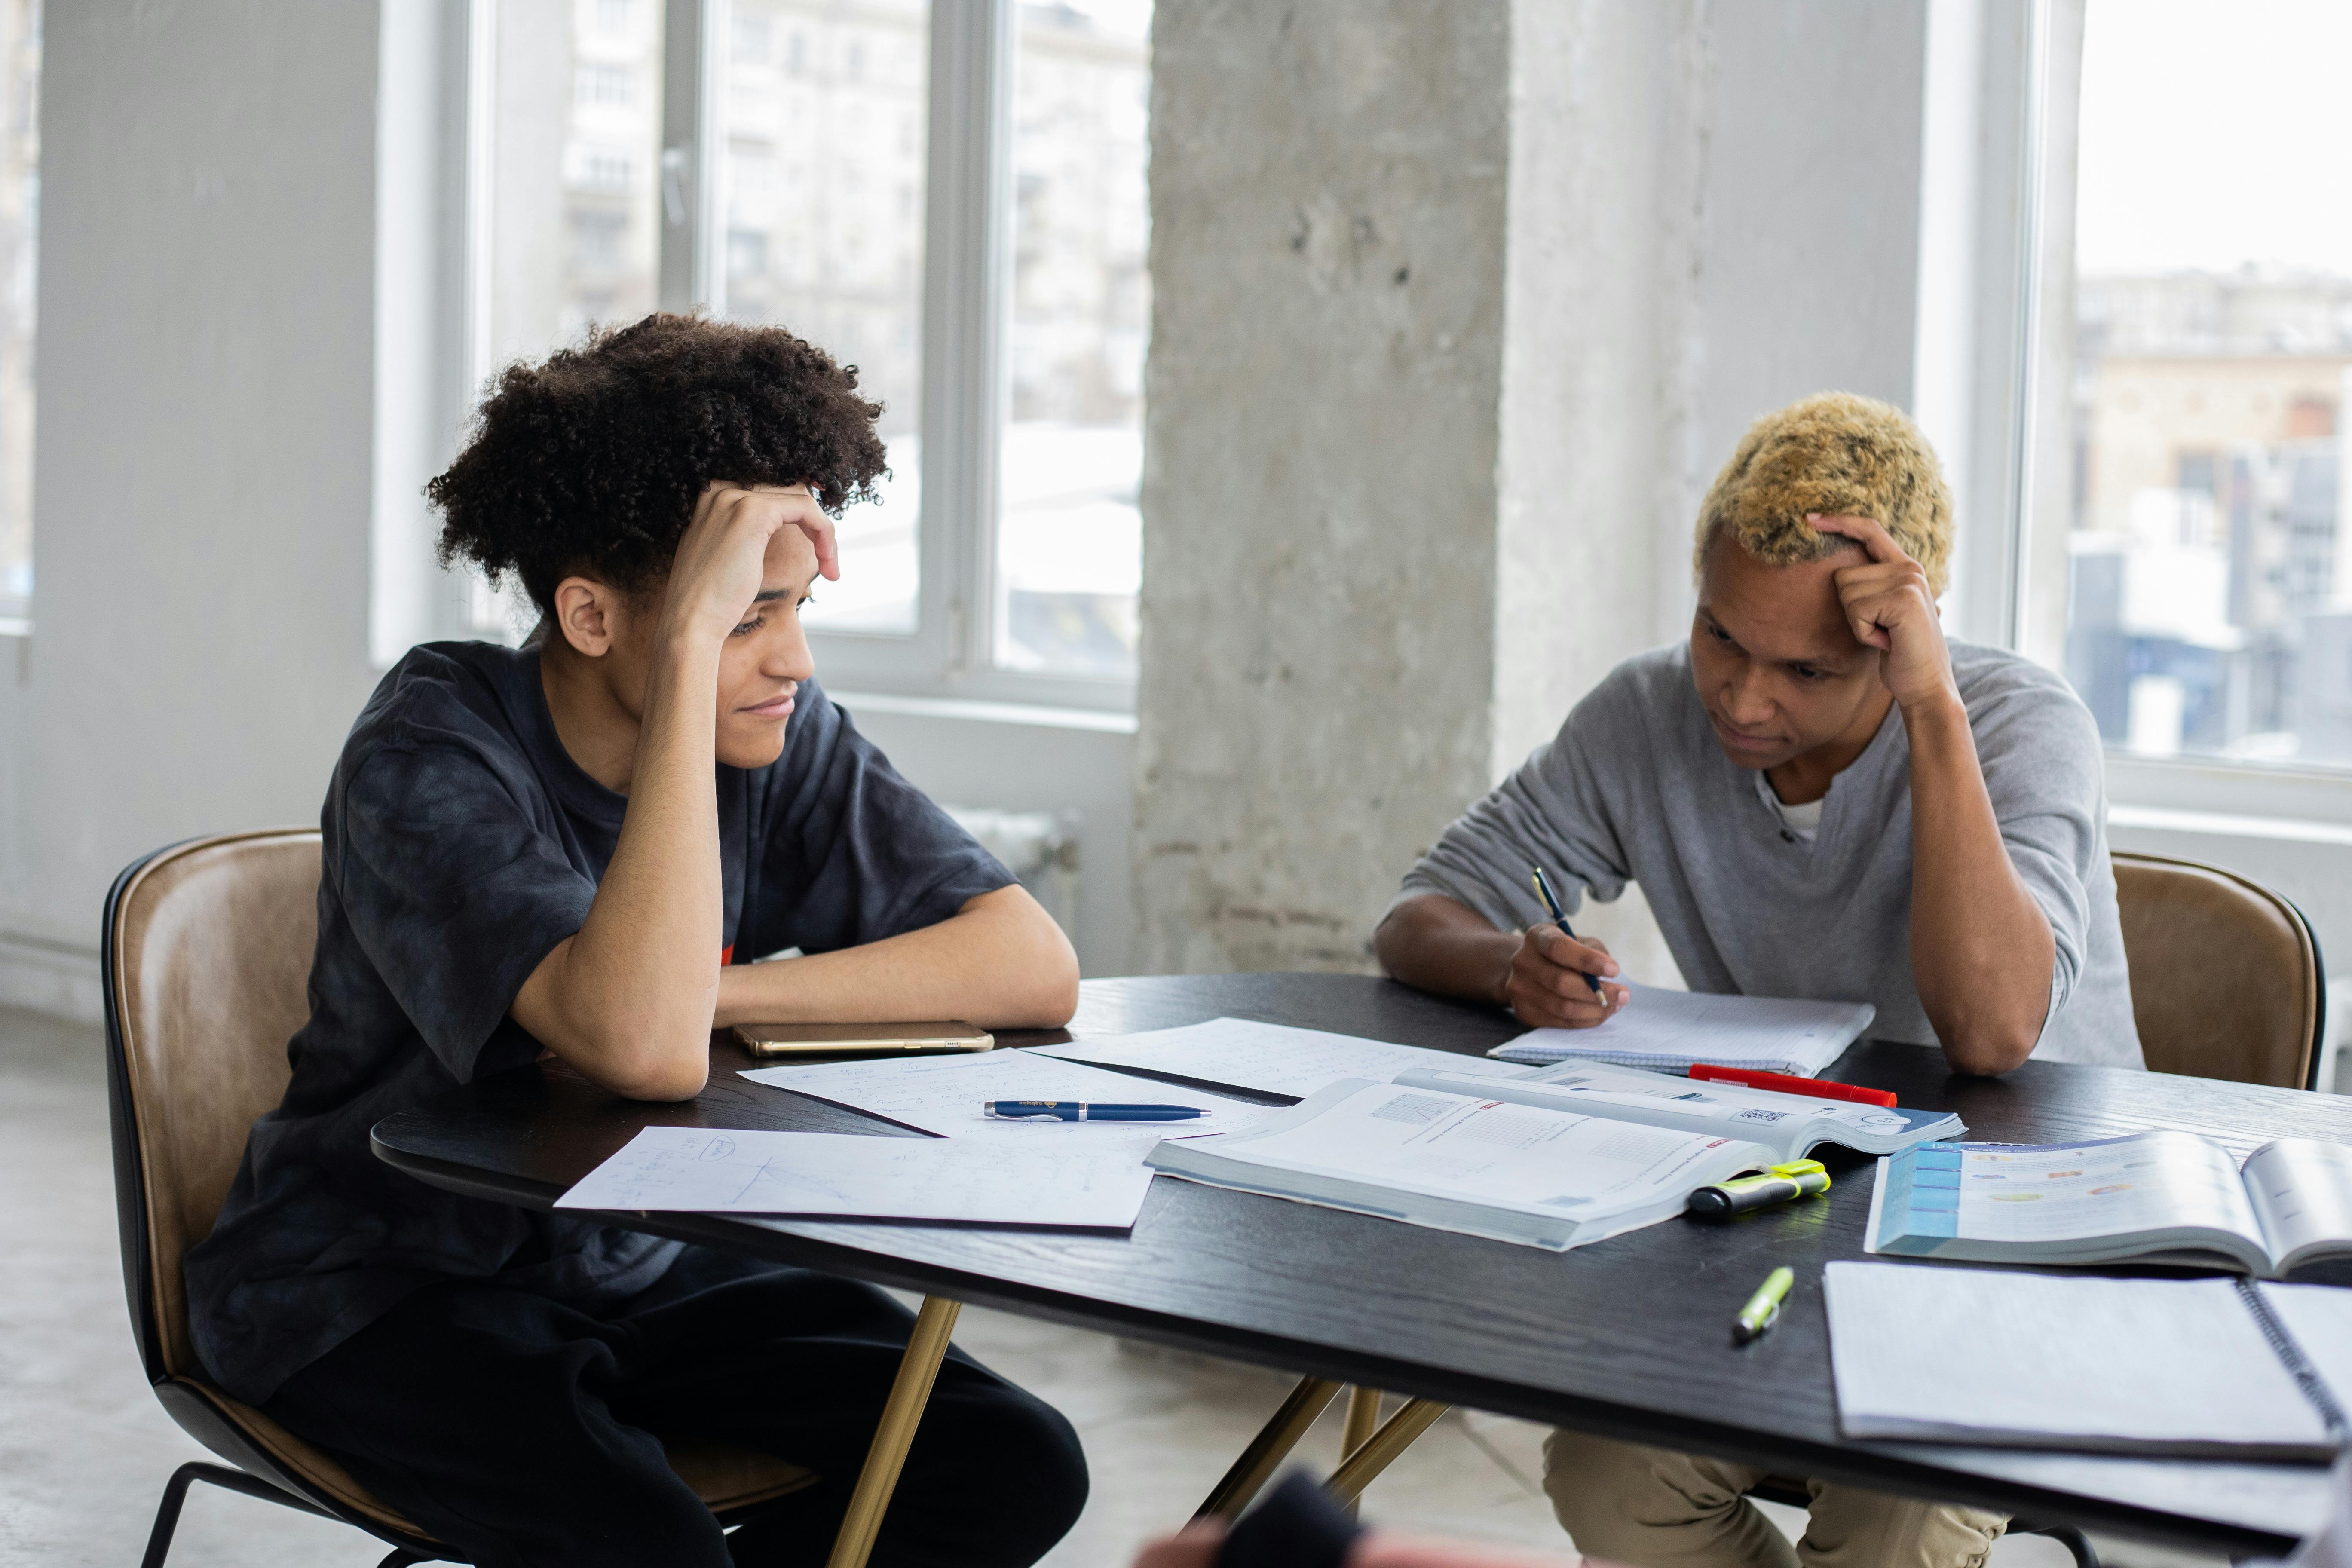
left=521, top=639, right=726, bottom=1097
left=1374, top=896, right=1514, bottom=1004
left=714, top=885, right=1078, bottom=1030
left=1905, top=696, right=2055, bottom=1074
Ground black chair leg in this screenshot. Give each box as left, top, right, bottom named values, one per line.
left=139, top=1459, right=340, bottom=1568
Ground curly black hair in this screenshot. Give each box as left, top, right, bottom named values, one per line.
left=428, top=313, right=889, bottom=614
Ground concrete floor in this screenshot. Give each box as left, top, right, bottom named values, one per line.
left=0, top=1007, right=2220, bottom=1567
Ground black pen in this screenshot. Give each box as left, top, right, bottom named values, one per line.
left=1530, top=867, right=1608, bottom=999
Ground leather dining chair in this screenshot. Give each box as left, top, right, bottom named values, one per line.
left=2111, top=850, right=2328, bottom=1090
left=104, top=829, right=821, bottom=1568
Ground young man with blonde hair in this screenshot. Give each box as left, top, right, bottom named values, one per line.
left=1375, top=391, right=2141, bottom=1566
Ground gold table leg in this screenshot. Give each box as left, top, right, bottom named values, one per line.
left=1338, top=1387, right=1383, bottom=1517
left=1194, top=1375, right=1344, bottom=1519
left=824, top=1295, right=963, bottom=1568
left=1325, top=1398, right=1450, bottom=1507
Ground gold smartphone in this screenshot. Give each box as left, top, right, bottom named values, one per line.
left=731, top=1021, right=996, bottom=1058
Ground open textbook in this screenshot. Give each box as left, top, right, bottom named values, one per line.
left=555, top=1125, right=1154, bottom=1228
left=1392, top=1060, right=1963, bottom=1161
left=1488, top=983, right=1876, bottom=1076
left=1827, top=1260, right=2352, bottom=1458
left=1866, top=1130, right=2352, bottom=1277
left=1146, top=1078, right=1780, bottom=1250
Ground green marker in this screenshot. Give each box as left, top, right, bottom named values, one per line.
left=1732, top=1266, right=1795, bottom=1344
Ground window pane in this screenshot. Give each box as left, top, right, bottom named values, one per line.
left=995, top=1, right=1151, bottom=677
left=489, top=0, right=665, bottom=369
left=721, top=0, right=929, bottom=635
left=2066, top=0, right=2352, bottom=766
left=0, top=0, right=35, bottom=625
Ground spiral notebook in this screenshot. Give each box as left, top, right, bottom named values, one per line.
left=1826, top=1260, right=2352, bottom=1459
left=1488, top=983, right=1876, bottom=1076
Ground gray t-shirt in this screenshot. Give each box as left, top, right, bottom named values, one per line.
left=1399, top=640, right=2143, bottom=1069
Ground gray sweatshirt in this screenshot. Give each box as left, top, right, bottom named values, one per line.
left=1398, top=640, right=2144, bottom=1069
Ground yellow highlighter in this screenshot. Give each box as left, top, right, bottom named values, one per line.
left=1685, top=1159, right=1831, bottom=1222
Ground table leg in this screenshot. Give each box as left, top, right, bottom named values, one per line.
left=824, top=1295, right=964, bottom=1568
left=1325, top=1398, right=1450, bottom=1507
left=1338, top=1387, right=1382, bottom=1518
left=1194, top=1375, right=1345, bottom=1519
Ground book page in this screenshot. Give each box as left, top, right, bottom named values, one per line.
left=1492, top=983, right=1874, bottom=1074
left=1875, top=1130, right=2266, bottom=1251
left=555, top=1125, right=1154, bottom=1228
left=2245, top=1139, right=2352, bottom=1271
left=1826, top=1262, right=2331, bottom=1453
left=743, top=1049, right=1279, bottom=1156
left=1035, top=1016, right=1535, bottom=1100
left=1176, top=1081, right=1763, bottom=1220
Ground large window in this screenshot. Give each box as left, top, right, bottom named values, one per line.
left=0, top=0, right=35, bottom=633
left=721, top=0, right=928, bottom=636
left=406, top=0, right=1153, bottom=706
left=2062, top=0, right=2352, bottom=768
left=995, top=0, right=1149, bottom=677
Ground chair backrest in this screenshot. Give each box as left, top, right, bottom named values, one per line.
left=2112, top=850, right=2324, bottom=1090
left=104, top=830, right=322, bottom=1384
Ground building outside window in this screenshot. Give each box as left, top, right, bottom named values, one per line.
left=2063, top=0, right=2352, bottom=768
left=0, top=0, right=35, bottom=631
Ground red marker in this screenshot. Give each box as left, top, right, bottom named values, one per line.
left=1687, top=1063, right=1897, bottom=1109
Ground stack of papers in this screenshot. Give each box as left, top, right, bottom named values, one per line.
left=1035, top=1016, right=1534, bottom=1100
left=557, top=1126, right=1154, bottom=1228
left=740, top=1048, right=1280, bottom=1155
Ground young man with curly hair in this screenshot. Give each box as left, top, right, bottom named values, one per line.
left=186, top=315, right=1089, bottom=1568
left=1375, top=392, right=2142, bottom=1567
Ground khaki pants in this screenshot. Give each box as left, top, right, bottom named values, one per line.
left=1543, top=1431, right=2007, bottom=1568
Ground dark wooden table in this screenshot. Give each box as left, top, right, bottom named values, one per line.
left=372, top=973, right=2352, bottom=1556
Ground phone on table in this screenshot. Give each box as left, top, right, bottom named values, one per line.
left=731, top=1022, right=995, bottom=1059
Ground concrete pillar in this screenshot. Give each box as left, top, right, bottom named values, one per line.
left=1133, top=0, right=1936, bottom=978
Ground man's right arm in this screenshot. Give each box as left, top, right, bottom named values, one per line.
left=1375, top=895, right=1625, bottom=1029
left=510, top=487, right=807, bottom=1100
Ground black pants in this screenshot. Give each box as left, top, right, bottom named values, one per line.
left=265, top=1246, right=1088, bottom=1568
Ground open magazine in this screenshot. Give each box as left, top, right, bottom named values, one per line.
left=1867, top=1130, right=2352, bottom=1277
left=1393, top=1060, right=1963, bottom=1161
left=1146, top=1077, right=1788, bottom=1250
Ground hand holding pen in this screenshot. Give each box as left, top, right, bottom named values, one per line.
left=1496, top=867, right=1626, bottom=1030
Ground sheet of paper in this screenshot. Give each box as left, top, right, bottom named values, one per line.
left=1877, top=1131, right=2265, bottom=1250
left=555, top=1125, right=1153, bottom=1228
left=1493, top=982, right=1873, bottom=1074
left=741, top=1047, right=1280, bottom=1155
left=1825, top=1261, right=2329, bottom=1452
left=1035, top=1016, right=1535, bottom=1100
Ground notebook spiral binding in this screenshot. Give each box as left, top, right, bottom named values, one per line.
left=2236, top=1276, right=2352, bottom=1443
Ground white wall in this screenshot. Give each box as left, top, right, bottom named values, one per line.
left=1, top=2, right=385, bottom=1018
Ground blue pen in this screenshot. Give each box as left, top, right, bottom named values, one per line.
left=985, top=1101, right=1205, bottom=1122
left=1530, top=866, right=1608, bottom=999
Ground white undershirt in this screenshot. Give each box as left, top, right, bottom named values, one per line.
left=1756, top=772, right=1826, bottom=843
